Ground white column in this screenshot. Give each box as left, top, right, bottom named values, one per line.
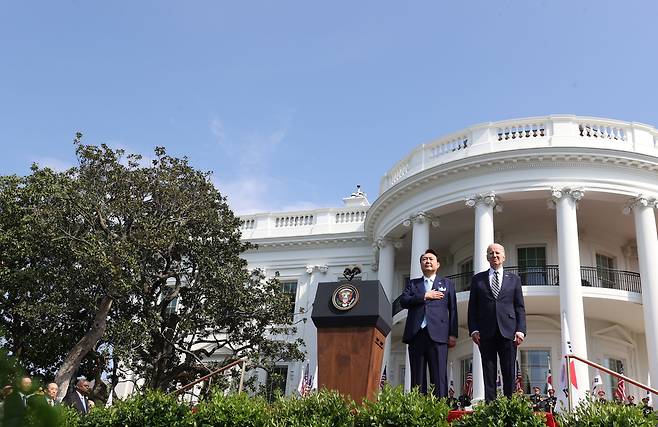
left=551, top=187, right=590, bottom=397
left=466, top=192, right=497, bottom=403
left=403, top=212, right=433, bottom=391
left=407, top=212, right=431, bottom=278
left=627, top=196, right=658, bottom=385
left=376, top=237, right=397, bottom=382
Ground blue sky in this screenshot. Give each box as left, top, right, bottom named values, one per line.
left=2, top=1, right=658, bottom=214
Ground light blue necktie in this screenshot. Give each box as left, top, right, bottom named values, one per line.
left=420, top=277, right=432, bottom=328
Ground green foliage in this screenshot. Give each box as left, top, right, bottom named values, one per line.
left=194, top=391, right=270, bottom=427
left=452, top=395, right=546, bottom=427
left=354, top=385, right=450, bottom=427
left=557, top=399, right=658, bottom=427
left=8, top=388, right=658, bottom=427
left=0, top=138, right=303, bottom=392
left=77, top=391, right=194, bottom=427
left=271, top=389, right=355, bottom=427
left=24, top=404, right=80, bottom=427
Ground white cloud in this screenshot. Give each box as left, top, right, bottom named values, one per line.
left=213, top=176, right=273, bottom=215
left=209, top=118, right=226, bottom=146
left=208, top=115, right=318, bottom=215
left=31, top=157, right=74, bottom=172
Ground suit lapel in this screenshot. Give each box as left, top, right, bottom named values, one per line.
left=484, top=273, right=495, bottom=298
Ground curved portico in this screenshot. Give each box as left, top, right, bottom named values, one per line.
left=368, top=115, right=658, bottom=403
left=237, top=115, right=658, bottom=401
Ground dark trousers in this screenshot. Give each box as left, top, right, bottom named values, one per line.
left=480, top=327, right=516, bottom=402
left=408, top=327, right=448, bottom=397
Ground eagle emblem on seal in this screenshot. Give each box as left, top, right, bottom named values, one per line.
left=332, top=284, right=359, bottom=311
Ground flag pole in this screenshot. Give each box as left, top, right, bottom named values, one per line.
left=566, top=354, right=572, bottom=411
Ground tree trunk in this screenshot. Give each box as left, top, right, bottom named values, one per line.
left=54, top=295, right=113, bottom=401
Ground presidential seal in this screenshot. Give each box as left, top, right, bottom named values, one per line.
left=331, top=284, right=359, bottom=311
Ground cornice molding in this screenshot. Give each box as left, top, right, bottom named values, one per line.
left=365, top=147, right=658, bottom=238
left=244, top=232, right=370, bottom=250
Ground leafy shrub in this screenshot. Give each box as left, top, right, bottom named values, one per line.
left=270, top=389, right=354, bottom=427
left=354, top=385, right=450, bottom=427
left=77, top=390, right=194, bottom=427
left=558, top=399, right=658, bottom=427
left=24, top=403, right=80, bottom=427
left=452, top=395, right=545, bottom=427
left=194, top=391, right=269, bottom=427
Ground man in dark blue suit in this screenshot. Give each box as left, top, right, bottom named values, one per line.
left=400, top=249, right=458, bottom=397
left=468, top=243, right=526, bottom=402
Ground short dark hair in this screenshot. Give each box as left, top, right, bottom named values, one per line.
left=420, top=249, right=438, bottom=262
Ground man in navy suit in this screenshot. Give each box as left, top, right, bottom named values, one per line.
left=468, top=243, right=526, bottom=402
left=400, top=249, right=458, bottom=397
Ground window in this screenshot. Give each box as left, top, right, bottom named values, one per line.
left=456, top=258, right=473, bottom=291
left=265, top=366, right=288, bottom=402
left=279, top=280, right=298, bottom=320
left=460, top=357, right=473, bottom=395
left=603, top=358, right=624, bottom=400
left=517, top=247, right=547, bottom=285
left=165, top=296, right=179, bottom=316
left=596, top=254, right=616, bottom=288
left=518, top=349, right=551, bottom=394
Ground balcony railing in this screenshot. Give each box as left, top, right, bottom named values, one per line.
left=380, top=115, right=658, bottom=194
left=392, top=265, right=641, bottom=316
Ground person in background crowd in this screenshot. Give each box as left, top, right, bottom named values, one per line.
left=63, top=378, right=91, bottom=416
left=626, top=395, right=636, bottom=406
left=0, top=385, right=14, bottom=420
left=446, top=388, right=458, bottom=410
left=641, top=396, right=653, bottom=417
left=2, top=376, right=33, bottom=427
left=457, top=386, right=472, bottom=409
left=597, top=389, right=607, bottom=403
left=543, top=388, right=557, bottom=414
left=44, top=383, right=59, bottom=407
left=529, top=386, right=543, bottom=411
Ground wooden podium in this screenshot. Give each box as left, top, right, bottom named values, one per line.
left=311, top=280, right=392, bottom=402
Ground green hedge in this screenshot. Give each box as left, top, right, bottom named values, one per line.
left=76, top=391, right=194, bottom=427
left=11, top=387, right=658, bottom=426
left=194, top=391, right=270, bottom=427
left=452, top=395, right=545, bottom=427
left=558, top=399, right=658, bottom=427
left=355, top=385, right=450, bottom=427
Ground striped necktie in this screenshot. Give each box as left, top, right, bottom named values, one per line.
left=491, top=271, right=500, bottom=299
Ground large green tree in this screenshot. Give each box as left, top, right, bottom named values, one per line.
left=0, top=136, right=303, bottom=399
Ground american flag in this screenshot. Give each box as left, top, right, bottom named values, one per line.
left=615, top=366, right=626, bottom=402
left=297, top=363, right=312, bottom=397
left=464, top=371, right=473, bottom=398
left=515, top=361, right=523, bottom=393
left=379, top=365, right=387, bottom=390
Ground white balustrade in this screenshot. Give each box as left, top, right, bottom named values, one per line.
left=335, top=210, right=367, bottom=223
left=578, top=122, right=627, bottom=141
left=379, top=115, right=658, bottom=194
left=427, top=134, right=469, bottom=159
left=275, top=215, right=315, bottom=228
left=497, top=123, right=546, bottom=141
left=239, top=207, right=367, bottom=239
left=240, top=218, right=255, bottom=230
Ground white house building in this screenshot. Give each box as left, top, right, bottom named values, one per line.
left=239, top=115, right=658, bottom=403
